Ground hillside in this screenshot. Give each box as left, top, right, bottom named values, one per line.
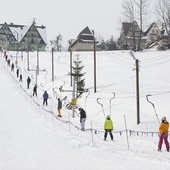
left=0, top=49, right=170, bottom=170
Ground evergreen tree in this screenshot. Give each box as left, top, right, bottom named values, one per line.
left=70, top=54, right=86, bottom=98
left=97, top=36, right=119, bottom=51
left=106, top=36, right=117, bottom=50
left=97, top=38, right=106, bottom=51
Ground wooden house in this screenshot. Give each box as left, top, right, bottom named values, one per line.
left=0, top=21, right=47, bottom=51
left=119, top=21, right=146, bottom=50
left=69, top=26, right=95, bottom=51
left=144, top=22, right=161, bottom=48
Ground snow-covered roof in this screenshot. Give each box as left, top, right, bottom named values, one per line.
left=37, top=27, right=47, bottom=44
left=4, top=23, right=47, bottom=44
left=80, top=39, right=94, bottom=43
left=9, top=26, right=29, bottom=42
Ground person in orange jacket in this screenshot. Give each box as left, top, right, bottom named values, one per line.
left=158, top=116, right=169, bottom=152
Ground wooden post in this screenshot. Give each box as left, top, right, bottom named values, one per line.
left=52, top=48, right=54, bottom=81
left=136, top=59, right=140, bottom=124
left=92, top=30, right=96, bottom=93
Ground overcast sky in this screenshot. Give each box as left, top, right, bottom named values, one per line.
left=1, top=0, right=124, bottom=45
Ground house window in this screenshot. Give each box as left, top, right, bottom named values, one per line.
left=31, top=39, right=34, bottom=44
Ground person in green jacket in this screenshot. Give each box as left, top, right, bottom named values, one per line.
left=104, top=115, right=114, bottom=141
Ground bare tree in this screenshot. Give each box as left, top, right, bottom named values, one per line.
left=122, top=0, right=136, bottom=51
left=155, top=0, right=170, bottom=35
left=134, top=0, right=151, bottom=50
left=121, top=0, right=151, bottom=51
left=122, top=0, right=135, bottom=22
left=50, top=34, right=63, bottom=51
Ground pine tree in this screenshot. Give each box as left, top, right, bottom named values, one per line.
left=97, top=38, right=106, bottom=51
left=70, top=54, right=86, bottom=98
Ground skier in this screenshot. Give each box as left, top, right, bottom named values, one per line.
left=7, top=59, right=10, bottom=66
left=57, top=98, right=62, bottom=117
left=43, top=91, right=49, bottom=106
left=27, top=76, right=31, bottom=89
left=78, top=108, right=86, bottom=131
left=158, top=116, right=169, bottom=152
left=19, top=74, right=22, bottom=82
left=11, top=63, right=14, bottom=72
left=3, top=50, right=6, bottom=57
left=33, top=85, right=37, bottom=96
left=5, top=54, right=8, bottom=61
left=104, top=115, right=114, bottom=141
left=16, top=68, right=19, bottom=78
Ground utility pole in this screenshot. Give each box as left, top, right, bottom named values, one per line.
left=129, top=51, right=140, bottom=125
left=52, top=47, right=54, bottom=81
left=14, top=31, right=19, bottom=65
left=37, top=45, right=39, bottom=75
left=14, top=31, right=18, bottom=52
left=135, top=59, right=140, bottom=124
left=29, top=46, right=45, bottom=85
left=92, top=30, right=96, bottom=93
left=69, top=40, right=73, bottom=87
left=27, top=43, right=30, bottom=70
left=70, top=50, right=73, bottom=86
left=72, top=78, right=76, bottom=117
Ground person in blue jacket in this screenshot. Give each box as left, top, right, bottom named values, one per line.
left=43, top=91, right=49, bottom=106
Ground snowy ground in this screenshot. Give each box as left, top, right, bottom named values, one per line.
left=0, top=49, right=170, bottom=170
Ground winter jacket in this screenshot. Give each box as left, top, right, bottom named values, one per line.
left=104, top=118, right=113, bottom=130
left=33, top=85, right=37, bottom=92
left=27, top=77, right=31, bottom=83
left=159, top=121, right=169, bottom=133
left=79, top=109, right=86, bottom=119
left=43, top=92, right=49, bottom=99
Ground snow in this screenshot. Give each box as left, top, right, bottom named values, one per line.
left=0, top=49, right=170, bottom=170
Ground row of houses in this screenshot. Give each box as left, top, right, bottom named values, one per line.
left=0, top=20, right=169, bottom=52
left=0, top=21, right=47, bottom=51
left=118, top=21, right=170, bottom=50
left=69, top=21, right=170, bottom=51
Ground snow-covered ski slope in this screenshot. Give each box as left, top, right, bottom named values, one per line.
left=0, top=49, right=170, bottom=170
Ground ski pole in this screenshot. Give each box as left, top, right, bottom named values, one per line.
left=110, top=92, right=115, bottom=118
left=146, top=94, right=160, bottom=124
left=97, top=98, right=105, bottom=116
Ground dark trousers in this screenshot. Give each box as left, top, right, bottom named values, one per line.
left=43, top=99, right=48, bottom=106
left=33, top=92, right=37, bottom=96
left=104, top=130, right=113, bottom=140
left=27, top=83, right=30, bottom=89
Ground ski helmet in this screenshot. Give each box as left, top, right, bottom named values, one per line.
left=162, top=116, right=166, bottom=121
left=106, top=115, right=110, bottom=119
